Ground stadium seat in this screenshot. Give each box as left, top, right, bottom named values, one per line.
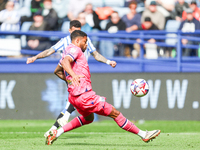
left=52, top=0, right=70, bottom=18
left=165, top=20, right=181, bottom=45
left=92, top=0, right=104, bottom=8
left=20, top=21, right=33, bottom=48
left=104, top=0, right=125, bottom=7
left=61, top=21, right=70, bottom=32
left=165, top=20, right=181, bottom=31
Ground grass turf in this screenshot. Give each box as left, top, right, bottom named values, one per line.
left=0, top=120, right=200, bottom=150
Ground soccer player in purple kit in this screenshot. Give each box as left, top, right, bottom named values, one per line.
left=46, top=30, right=161, bottom=145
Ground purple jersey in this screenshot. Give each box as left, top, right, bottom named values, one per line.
left=59, top=44, right=92, bottom=96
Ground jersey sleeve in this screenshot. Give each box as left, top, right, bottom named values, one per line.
left=51, top=38, right=65, bottom=52
left=59, top=46, right=80, bottom=66
left=87, top=37, right=96, bottom=53
left=65, top=47, right=80, bottom=61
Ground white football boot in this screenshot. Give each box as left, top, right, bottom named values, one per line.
left=142, top=130, right=161, bottom=143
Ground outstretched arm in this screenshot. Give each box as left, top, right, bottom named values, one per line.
left=26, top=48, right=55, bottom=64
left=91, top=51, right=117, bottom=68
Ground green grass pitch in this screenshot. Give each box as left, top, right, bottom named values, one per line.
left=0, top=120, right=200, bottom=150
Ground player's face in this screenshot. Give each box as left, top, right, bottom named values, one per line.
left=69, top=27, right=81, bottom=34
left=79, top=36, right=88, bottom=52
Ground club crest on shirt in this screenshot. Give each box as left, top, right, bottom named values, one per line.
left=70, top=48, right=76, bottom=54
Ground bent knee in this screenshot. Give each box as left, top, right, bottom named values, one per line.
left=84, top=113, right=94, bottom=122
left=109, top=107, right=120, bottom=119
left=113, top=107, right=120, bottom=116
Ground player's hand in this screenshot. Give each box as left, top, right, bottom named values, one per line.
left=72, top=75, right=85, bottom=86
left=26, top=56, right=37, bottom=64
left=110, top=61, right=117, bottom=68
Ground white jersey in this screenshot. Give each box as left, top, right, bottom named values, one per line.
left=51, top=35, right=96, bottom=61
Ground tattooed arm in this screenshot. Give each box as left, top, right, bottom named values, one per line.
left=26, top=48, right=55, bottom=64
left=91, top=51, right=117, bottom=68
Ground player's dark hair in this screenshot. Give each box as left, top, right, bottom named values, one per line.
left=70, top=20, right=81, bottom=29
left=70, top=30, right=87, bottom=41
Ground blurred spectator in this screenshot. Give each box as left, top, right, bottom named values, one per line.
left=95, top=6, right=113, bottom=20
left=132, top=17, right=159, bottom=58
left=185, top=0, right=200, bottom=7
left=67, top=0, right=91, bottom=21
left=122, top=1, right=141, bottom=32
left=106, top=11, right=126, bottom=33
left=142, top=1, right=165, bottom=30
left=139, top=17, right=159, bottom=30
left=157, top=0, right=175, bottom=20
left=83, top=3, right=101, bottom=53
left=182, top=0, right=200, bottom=21
left=20, top=0, right=43, bottom=26
left=179, top=8, right=200, bottom=56
left=30, top=0, right=44, bottom=15
left=124, top=0, right=145, bottom=13
left=26, top=10, right=51, bottom=51
left=0, top=1, right=20, bottom=31
left=84, top=3, right=101, bottom=30
left=145, top=0, right=175, bottom=22
left=174, top=0, right=189, bottom=22
left=0, top=0, right=8, bottom=11
left=100, top=11, right=126, bottom=57
left=42, top=0, right=58, bottom=30
left=77, top=12, right=92, bottom=32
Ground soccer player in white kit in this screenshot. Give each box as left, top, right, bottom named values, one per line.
left=26, top=20, right=117, bottom=137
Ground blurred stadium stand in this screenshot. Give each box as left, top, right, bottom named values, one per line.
left=1, top=30, right=200, bottom=73
left=165, top=20, right=181, bottom=46
left=20, top=21, right=33, bottom=48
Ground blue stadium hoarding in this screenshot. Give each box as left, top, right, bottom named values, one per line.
left=0, top=59, right=200, bottom=120
left=1, top=57, right=200, bottom=73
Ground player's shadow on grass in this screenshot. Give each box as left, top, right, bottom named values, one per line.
left=63, top=143, right=160, bottom=147
left=59, top=135, right=88, bottom=139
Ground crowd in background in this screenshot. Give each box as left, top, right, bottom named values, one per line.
left=0, top=0, right=200, bottom=58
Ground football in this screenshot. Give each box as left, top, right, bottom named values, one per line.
left=130, top=79, right=149, bottom=97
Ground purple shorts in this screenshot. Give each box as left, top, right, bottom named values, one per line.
left=69, top=90, right=113, bottom=117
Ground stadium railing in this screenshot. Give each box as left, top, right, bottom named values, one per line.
left=0, top=30, right=200, bottom=73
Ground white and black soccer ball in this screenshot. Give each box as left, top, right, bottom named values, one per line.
left=130, top=79, right=149, bottom=97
